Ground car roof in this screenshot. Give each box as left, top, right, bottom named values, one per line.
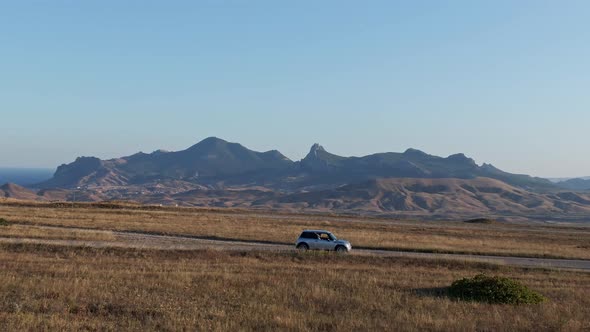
left=302, top=230, right=332, bottom=233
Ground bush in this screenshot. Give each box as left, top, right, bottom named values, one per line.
left=464, top=218, right=496, bottom=224
left=449, top=273, right=545, bottom=304
left=0, top=218, right=9, bottom=226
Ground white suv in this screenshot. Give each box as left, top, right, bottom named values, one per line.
left=295, top=230, right=352, bottom=253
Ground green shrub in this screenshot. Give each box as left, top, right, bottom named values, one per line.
left=0, top=218, right=9, bottom=226
left=449, top=273, right=546, bottom=304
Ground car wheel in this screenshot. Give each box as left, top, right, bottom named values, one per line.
left=296, top=243, right=309, bottom=251
left=335, top=245, right=348, bottom=253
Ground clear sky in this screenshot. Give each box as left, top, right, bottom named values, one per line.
left=1, top=1, right=589, bottom=177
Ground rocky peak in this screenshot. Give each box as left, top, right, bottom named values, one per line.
left=446, top=153, right=477, bottom=166
left=403, top=148, right=428, bottom=157
left=187, top=137, right=228, bottom=151
left=309, top=143, right=326, bottom=156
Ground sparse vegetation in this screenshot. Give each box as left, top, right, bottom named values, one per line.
left=0, top=243, right=588, bottom=331
left=449, top=273, right=546, bottom=304
left=0, top=205, right=588, bottom=330
left=0, top=218, right=9, bottom=226
left=1, top=203, right=590, bottom=259
left=0, top=224, right=115, bottom=241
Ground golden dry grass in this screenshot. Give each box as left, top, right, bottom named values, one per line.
left=1, top=204, right=589, bottom=259
left=0, top=224, right=115, bottom=242
left=0, top=203, right=589, bottom=330
left=0, top=243, right=589, bottom=331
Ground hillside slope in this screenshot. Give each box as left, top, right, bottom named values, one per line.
left=0, top=183, right=39, bottom=200
left=270, top=177, right=590, bottom=216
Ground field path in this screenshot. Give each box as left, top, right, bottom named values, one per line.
left=2, top=224, right=590, bottom=272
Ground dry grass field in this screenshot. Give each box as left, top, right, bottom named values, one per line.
left=1, top=202, right=589, bottom=259
left=0, top=223, right=115, bottom=242
left=0, top=202, right=590, bottom=330
left=0, top=243, right=589, bottom=331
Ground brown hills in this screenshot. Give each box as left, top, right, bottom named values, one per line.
left=3, top=177, right=590, bottom=221
left=7, top=137, right=590, bottom=221
left=0, top=183, right=38, bottom=200
left=96, top=177, right=589, bottom=220
left=270, top=177, right=590, bottom=216
left=0, top=183, right=93, bottom=202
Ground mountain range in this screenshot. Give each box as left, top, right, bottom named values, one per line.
left=2, top=137, right=589, bottom=221
left=38, top=137, right=555, bottom=191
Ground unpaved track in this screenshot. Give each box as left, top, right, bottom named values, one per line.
left=2, top=224, right=590, bottom=272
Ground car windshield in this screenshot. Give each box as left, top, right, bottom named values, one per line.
left=328, top=233, right=337, bottom=241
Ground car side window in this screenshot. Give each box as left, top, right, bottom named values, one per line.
left=301, top=232, right=316, bottom=239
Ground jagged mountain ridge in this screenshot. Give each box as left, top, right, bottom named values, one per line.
left=38, top=137, right=555, bottom=192
left=298, top=144, right=553, bottom=191
left=39, top=137, right=294, bottom=188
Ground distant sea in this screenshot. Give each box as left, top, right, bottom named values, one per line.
left=0, top=168, right=55, bottom=187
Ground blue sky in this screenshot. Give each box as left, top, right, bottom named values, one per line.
left=1, top=1, right=589, bottom=177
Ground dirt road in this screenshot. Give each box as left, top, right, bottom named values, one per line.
left=2, top=224, right=590, bottom=272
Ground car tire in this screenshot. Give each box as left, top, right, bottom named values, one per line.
left=296, top=243, right=309, bottom=251
left=335, top=245, right=348, bottom=253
